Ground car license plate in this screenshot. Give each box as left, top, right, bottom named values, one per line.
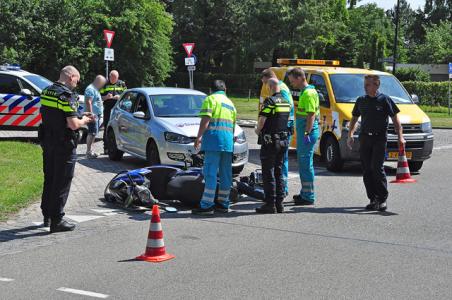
left=388, top=152, right=412, bottom=159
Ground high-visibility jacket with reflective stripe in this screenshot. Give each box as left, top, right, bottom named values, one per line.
left=40, top=82, right=79, bottom=140
left=99, top=80, right=127, bottom=98
left=279, top=81, right=295, bottom=122
left=199, top=91, right=237, bottom=152
left=259, top=93, right=291, bottom=134
left=296, top=85, right=320, bottom=118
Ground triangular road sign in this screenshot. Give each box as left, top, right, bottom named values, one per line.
left=103, top=30, right=115, bottom=48
left=183, top=43, right=195, bottom=57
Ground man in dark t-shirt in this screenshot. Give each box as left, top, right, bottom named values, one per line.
left=347, top=75, right=406, bottom=211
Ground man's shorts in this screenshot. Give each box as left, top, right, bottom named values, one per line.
left=87, top=114, right=102, bottom=135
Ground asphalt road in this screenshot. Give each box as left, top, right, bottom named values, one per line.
left=1, top=128, right=452, bottom=299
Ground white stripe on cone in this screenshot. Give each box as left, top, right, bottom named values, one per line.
left=150, top=223, right=162, bottom=232
left=397, top=167, right=410, bottom=174
left=147, top=238, right=165, bottom=248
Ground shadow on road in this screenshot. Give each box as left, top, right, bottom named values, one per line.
left=0, top=225, right=49, bottom=242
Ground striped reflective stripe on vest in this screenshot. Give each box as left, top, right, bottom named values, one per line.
left=40, top=94, right=75, bottom=113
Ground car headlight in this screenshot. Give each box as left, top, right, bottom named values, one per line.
left=164, top=132, right=193, bottom=144
left=234, top=131, right=246, bottom=144
left=421, top=122, right=432, bottom=133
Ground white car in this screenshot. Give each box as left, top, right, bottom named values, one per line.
left=106, top=87, right=249, bottom=174
left=0, top=64, right=85, bottom=133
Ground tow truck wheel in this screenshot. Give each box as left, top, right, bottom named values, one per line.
left=408, top=161, right=423, bottom=172
left=107, top=129, right=123, bottom=161
left=323, top=136, right=344, bottom=172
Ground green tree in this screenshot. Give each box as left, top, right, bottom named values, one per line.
left=414, top=21, right=452, bottom=63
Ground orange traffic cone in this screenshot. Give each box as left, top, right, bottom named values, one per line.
left=136, top=205, right=175, bottom=263
left=391, top=144, right=416, bottom=184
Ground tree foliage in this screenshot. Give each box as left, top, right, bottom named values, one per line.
left=0, top=0, right=173, bottom=87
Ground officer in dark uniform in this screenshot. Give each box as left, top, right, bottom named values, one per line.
left=100, top=70, right=127, bottom=154
left=255, top=78, right=291, bottom=214
left=39, top=66, right=94, bottom=232
left=348, top=75, right=405, bottom=211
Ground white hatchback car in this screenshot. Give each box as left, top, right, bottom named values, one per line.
left=106, top=87, right=249, bottom=174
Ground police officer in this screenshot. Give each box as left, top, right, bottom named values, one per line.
left=347, top=75, right=405, bottom=211
left=261, top=69, right=294, bottom=196
left=39, top=66, right=94, bottom=232
left=192, top=80, right=237, bottom=215
left=287, top=67, right=320, bottom=205
left=100, top=70, right=127, bottom=154
left=255, top=78, right=291, bottom=214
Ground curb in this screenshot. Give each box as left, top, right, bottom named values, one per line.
left=433, top=127, right=452, bottom=130
left=237, top=119, right=257, bottom=128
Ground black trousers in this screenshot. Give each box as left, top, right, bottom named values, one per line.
left=41, top=143, right=76, bottom=220
left=260, top=143, right=288, bottom=205
left=359, top=134, right=388, bottom=202
left=102, top=99, right=117, bottom=150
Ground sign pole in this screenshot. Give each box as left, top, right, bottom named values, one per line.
left=449, top=62, right=452, bottom=116
left=448, top=76, right=450, bottom=116
left=106, top=61, right=109, bottom=79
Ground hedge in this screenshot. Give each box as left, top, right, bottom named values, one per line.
left=402, top=81, right=450, bottom=106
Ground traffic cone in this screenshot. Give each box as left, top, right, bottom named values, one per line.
left=391, top=144, right=416, bottom=184
left=136, top=205, right=175, bottom=263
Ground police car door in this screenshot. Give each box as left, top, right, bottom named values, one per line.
left=0, top=74, right=39, bottom=129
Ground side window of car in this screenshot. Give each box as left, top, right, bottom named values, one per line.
left=0, top=74, right=21, bottom=94
left=134, top=93, right=150, bottom=117
left=309, top=74, right=330, bottom=108
left=119, top=92, right=136, bottom=113
left=18, top=78, right=38, bottom=95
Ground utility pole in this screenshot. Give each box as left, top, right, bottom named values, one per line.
left=392, top=0, right=401, bottom=74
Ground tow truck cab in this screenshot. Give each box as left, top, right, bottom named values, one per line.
left=259, top=59, right=434, bottom=172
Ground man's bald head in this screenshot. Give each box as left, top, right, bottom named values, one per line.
left=94, top=75, right=107, bottom=90
left=268, top=78, right=280, bottom=94
left=58, top=65, right=80, bottom=90
left=109, top=70, right=119, bottom=84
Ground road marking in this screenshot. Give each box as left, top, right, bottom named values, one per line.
left=434, top=145, right=452, bottom=151
left=0, top=277, right=15, bottom=282
left=65, top=215, right=105, bottom=223
left=57, top=287, right=109, bottom=298
left=91, top=208, right=121, bottom=216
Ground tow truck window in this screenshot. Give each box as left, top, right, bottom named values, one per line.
left=0, top=74, right=21, bottom=94
left=330, top=74, right=413, bottom=104
left=309, top=74, right=330, bottom=108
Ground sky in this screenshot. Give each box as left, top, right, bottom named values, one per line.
left=359, top=0, right=425, bottom=10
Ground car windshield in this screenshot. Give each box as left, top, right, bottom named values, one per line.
left=150, top=94, right=206, bottom=117
left=24, top=74, right=52, bottom=91
left=330, top=74, right=413, bottom=104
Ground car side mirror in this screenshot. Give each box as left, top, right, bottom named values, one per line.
left=411, top=94, right=420, bottom=104
left=20, top=88, right=33, bottom=98
left=133, top=111, right=148, bottom=119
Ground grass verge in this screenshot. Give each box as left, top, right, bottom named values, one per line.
left=230, top=96, right=259, bottom=120
left=420, top=105, right=452, bottom=128
left=0, top=141, right=43, bottom=221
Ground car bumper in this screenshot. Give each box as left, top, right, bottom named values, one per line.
left=340, top=131, right=434, bottom=162
left=158, top=141, right=249, bottom=167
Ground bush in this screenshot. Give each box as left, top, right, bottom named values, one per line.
left=395, top=67, right=431, bottom=82
left=402, top=81, right=450, bottom=106
left=166, top=72, right=261, bottom=96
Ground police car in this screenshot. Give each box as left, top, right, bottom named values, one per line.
left=0, top=64, right=85, bottom=133
left=106, top=87, right=249, bottom=174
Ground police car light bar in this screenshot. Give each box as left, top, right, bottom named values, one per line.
left=277, top=59, right=340, bottom=67
left=0, top=63, right=22, bottom=71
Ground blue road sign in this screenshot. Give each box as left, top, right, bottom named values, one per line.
left=449, top=63, right=452, bottom=74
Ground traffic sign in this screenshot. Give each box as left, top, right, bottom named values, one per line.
left=103, top=30, right=115, bottom=48
left=448, top=62, right=452, bottom=79
left=187, top=66, right=196, bottom=71
left=183, top=43, right=195, bottom=57
left=104, top=48, right=114, bottom=61
left=185, top=57, right=195, bottom=66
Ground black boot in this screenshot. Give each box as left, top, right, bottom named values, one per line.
left=365, top=199, right=378, bottom=210
left=255, top=203, right=276, bottom=214
left=43, top=217, right=50, bottom=227
left=293, top=194, right=314, bottom=206
left=378, top=201, right=387, bottom=212
left=50, top=218, right=76, bottom=233
left=275, top=202, right=284, bottom=213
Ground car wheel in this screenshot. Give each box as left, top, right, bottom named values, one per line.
left=408, top=161, right=423, bottom=172
left=146, top=139, right=160, bottom=166
left=232, top=165, right=244, bottom=175
left=323, top=136, right=344, bottom=172
left=107, top=129, right=123, bottom=161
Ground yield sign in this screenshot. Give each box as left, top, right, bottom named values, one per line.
left=103, top=30, right=115, bottom=48
left=182, top=43, right=195, bottom=57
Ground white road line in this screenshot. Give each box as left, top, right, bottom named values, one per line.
left=65, top=215, right=105, bottom=223
left=434, top=145, right=452, bottom=151
left=57, top=287, right=109, bottom=298
left=0, top=277, right=15, bottom=282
